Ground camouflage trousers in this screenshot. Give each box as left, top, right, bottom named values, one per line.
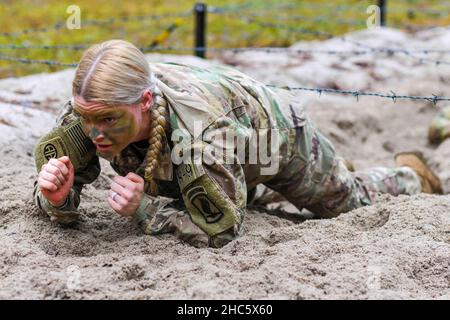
left=255, top=162, right=421, bottom=218
left=253, top=124, right=422, bottom=218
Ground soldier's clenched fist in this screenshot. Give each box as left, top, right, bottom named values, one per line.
left=38, top=156, right=75, bottom=207
left=108, top=172, right=144, bottom=217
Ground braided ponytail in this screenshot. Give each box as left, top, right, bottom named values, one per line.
left=144, top=89, right=169, bottom=196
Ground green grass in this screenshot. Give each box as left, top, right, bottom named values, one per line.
left=0, top=0, right=449, bottom=78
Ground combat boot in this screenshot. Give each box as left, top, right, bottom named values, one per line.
left=428, top=105, right=450, bottom=145
left=343, top=158, right=355, bottom=172
left=395, top=151, right=443, bottom=194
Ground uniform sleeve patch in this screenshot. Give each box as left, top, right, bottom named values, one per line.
left=64, top=120, right=90, bottom=157
left=186, top=186, right=223, bottom=223
left=39, top=136, right=67, bottom=161
left=176, top=162, right=205, bottom=191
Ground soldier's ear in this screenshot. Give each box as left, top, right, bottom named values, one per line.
left=141, top=89, right=153, bottom=113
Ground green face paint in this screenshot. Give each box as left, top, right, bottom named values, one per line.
left=89, top=127, right=101, bottom=140
left=74, top=105, right=141, bottom=160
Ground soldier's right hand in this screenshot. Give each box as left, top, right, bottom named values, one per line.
left=38, top=156, right=74, bottom=207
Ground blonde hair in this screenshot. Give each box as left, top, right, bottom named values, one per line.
left=73, top=39, right=167, bottom=195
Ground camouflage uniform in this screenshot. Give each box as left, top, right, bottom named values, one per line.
left=34, top=62, right=422, bottom=248
left=428, top=105, right=450, bottom=145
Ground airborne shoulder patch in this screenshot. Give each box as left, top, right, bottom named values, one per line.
left=181, top=173, right=238, bottom=237
left=186, top=186, right=223, bottom=224
left=36, top=136, right=67, bottom=170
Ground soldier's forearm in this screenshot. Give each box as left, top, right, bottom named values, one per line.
left=135, top=194, right=214, bottom=247
left=47, top=196, right=69, bottom=208
left=33, top=181, right=81, bottom=224
left=134, top=193, right=157, bottom=225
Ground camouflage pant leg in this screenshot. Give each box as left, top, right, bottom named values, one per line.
left=267, top=157, right=421, bottom=218
left=264, top=120, right=421, bottom=218
left=352, top=166, right=421, bottom=205
left=33, top=181, right=81, bottom=224
left=247, top=184, right=286, bottom=205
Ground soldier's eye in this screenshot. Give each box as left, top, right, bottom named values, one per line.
left=102, top=117, right=117, bottom=125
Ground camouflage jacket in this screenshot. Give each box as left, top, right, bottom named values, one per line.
left=34, top=62, right=323, bottom=248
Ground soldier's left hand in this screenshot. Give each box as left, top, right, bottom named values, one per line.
left=108, top=172, right=144, bottom=217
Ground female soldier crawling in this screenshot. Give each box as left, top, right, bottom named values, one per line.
left=34, top=40, right=443, bottom=248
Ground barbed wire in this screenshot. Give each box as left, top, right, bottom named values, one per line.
left=146, top=46, right=450, bottom=58
left=244, top=17, right=450, bottom=65
left=0, top=10, right=192, bottom=37
left=208, top=2, right=255, bottom=14
left=3, top=43, right=450, bottom=59
left=267, top=85, right=450, bottom=105
left=0, top=2, right=357, bottom=43
left=209, top=3, right=368, bottom=27
left=0, top=44, right=90, bottom=50
left=244, top=18, right=336, bottom=39
left=0, top=54, right=77, bottom=67
left=139, top=46, right=374, bottom=55
left=1, top=1, right=449, bottom=39
left=219, top=11, right=366, bottom=27
left=218, top=1, right=448, bottom=32
left=402, top=23, right=450, bottom=31
left=209, top=1, right=369, bottom=14
left=1, top=2, right=448, bottom=59
left=0, top=44, right=366, bottom=54
left=211, top=0, right=450, bottom=19
left=1, top=2, right=450, bottom=88
left=343, top=37, right=450, bottom=66
left=0, top=52, right=448, bottom=105
left=230, top=1, right=450, bottom=29
left=0, top=52, right=447, bottom=107
left=387, top=5, right=450, bottom=18
left=245, top=18, right=450, bottom=66
left=2, top=15, right=450, bottom=62
left=253, top=13, right=366, bottom=27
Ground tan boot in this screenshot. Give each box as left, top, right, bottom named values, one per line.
left=343, top=158, right=355, bottom=172
left=395, top=151, right=443, bottom=194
